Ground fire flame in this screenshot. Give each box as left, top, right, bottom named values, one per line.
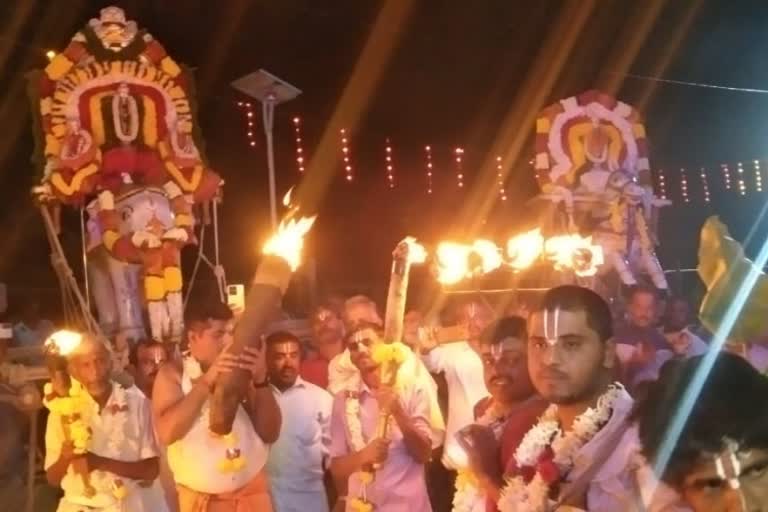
left=436, top=242, right=471, bottom=284
left=435, top=240, right=502, bottom=284
left=431, top=230, right=605, bottom=284
left=403, top=237, right=427, bottom=265
left=544, top=234, right=604, bottom=277
left=263, top=215, right=317, bottom=271
left=282, top=187, right=294, bottom=207
left=472, top=239, right=503, bottom=274
left=507, top=229, right=544, bottom=271
left=44, top=330, right=83, bottom=356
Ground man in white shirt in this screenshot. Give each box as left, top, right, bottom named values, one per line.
left=45, top=335, right=166, bottom=512
left=265, top=330, right=333, bottom=512
left=153, top=301, right=280, bottom=511
left=420, top=299, right=491, bottom=473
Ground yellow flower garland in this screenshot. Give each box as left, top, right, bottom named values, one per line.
left=371, top=341, right=409, bottom=366
left=349, top=497, right=374, bottom=512
left=43, top=379, right=92, bottom=453
left=213, top=431, right=246, bottom=473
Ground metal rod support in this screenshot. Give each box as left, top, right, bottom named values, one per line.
left=262, top=97, right=278, bottom=229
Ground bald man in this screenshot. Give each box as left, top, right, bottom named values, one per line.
left=44, top=335, right=166, bottom=512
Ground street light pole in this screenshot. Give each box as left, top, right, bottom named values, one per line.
left=232, top=70, right=301, bottom=229
left=262, top=94, right=278, bottom=228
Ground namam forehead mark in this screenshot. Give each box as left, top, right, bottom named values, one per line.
left=487, top=336, right=524, bottom=362
left=713, top=438, right=744, bottom=490
left=542, top=307, right=562, bottom=346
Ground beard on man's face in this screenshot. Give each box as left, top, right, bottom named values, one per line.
left=534, top=357, right=609, bottom=406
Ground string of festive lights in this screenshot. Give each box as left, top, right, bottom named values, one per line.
left=340, top=128, right=352, bottom=182
left=496, top=156, right=507, bottom=201
left=455, top=147, right=465, bottom=188
left=700, top=167, right=711, bottom=203
left=231, top=109, right=768, bottom=203
left=425, top=145, right=434, bottom=194
left=737, top=161, right=746, bottom=195
left=722, top=163, right=732, bottom=190
left=385, top=138, right=394, bottom=189
left=657, top=168, right=668, bottom=200
left=236, top=101, right=257, bottom=148
left=680, top=168, right=690, bottom=203
left=292, top=117, right=305, bottom=173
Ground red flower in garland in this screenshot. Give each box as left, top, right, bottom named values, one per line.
left=519, top=464, right=536, bottom=482
left=536, top=446, right=561, bottom=484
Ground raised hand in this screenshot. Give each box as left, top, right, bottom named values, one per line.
left=459, top=424, right=500, bottom=481
left=239, top=345, right=267, bottom=384
left=374, top=386, right=401, bottom=416
left=417, top=326, right=439, bottom=352
left=200, top=344, right=240, bottom=390
left=361, top=437, right=390, bottom=466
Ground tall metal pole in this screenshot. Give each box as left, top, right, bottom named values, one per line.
left=79, top=208, right=90, bottom=311
left=25, top=410, right=37, bottom=512
left=262, top=95, right=278, bottom=229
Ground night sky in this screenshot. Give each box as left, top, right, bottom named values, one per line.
left=1, top=0, right=768, bottom=312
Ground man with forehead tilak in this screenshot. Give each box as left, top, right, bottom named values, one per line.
left=328, top=323, right=434, bottom=511
left=457, top=316, right=546, bottom=512
left=497, top=285, right=685, bottom=512
left=636, top=352, right=768, bottom=512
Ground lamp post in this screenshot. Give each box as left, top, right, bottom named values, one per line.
left=232, top=70, right=301, bottom=228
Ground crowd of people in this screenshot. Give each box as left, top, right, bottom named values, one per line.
left=2, top=283, right=768, bottom=512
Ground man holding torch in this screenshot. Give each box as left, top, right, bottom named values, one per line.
left=152, top=209, right=316, bottom=511
left=152, top=301, right=279, bottom=511
left=43, top=331, right=166, bottom=512
left=329, top=323, right=433, bottom=511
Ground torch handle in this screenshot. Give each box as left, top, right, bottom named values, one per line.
left=372, top=361, right=402, bottom=470
left=208, top=256, right=289, bottom=435
left=383, top=241, right=412, bottom=343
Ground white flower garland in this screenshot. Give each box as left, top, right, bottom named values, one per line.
left=345, top=391, right=375, bottom=511
left=345, top=391, right=367, bottom=452
left=452, top=401, right=508, bottom=512
left=497, top=384, right=624, bottom=512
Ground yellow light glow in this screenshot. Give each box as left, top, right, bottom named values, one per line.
left=472, top=239, right=502, bottom=274
left=44, top=330, right=83, bottom=356
left=544, top=234, right=604, bottom=277
left=282, top=187, right=294, bottom=207
left=263, top=215, right=317, bottom=271
left=436, top=242, right=471, bottom=284
left=403, top=236, right=427, bottom=264
left=435, top=240, right=502, bottom=284
left=45, top=50, right=56, bottom=61
left=507, top=229, right=545, bottom=270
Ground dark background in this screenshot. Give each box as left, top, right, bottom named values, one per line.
left=1, top=0, right=768, bottom=313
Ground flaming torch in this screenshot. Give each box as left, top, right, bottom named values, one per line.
left=43, top=330, right=82, bottom=401
left=507, top=229, right=545, bottom=271
left=435, top=240, right=503, bottom=284
left=43, top=330, right=96, bottom=497
left=262, top=215, right=317, bottom=272
left=544, top=234, right=604, bottom=277
left=209, top=197, right=317, bottom=434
